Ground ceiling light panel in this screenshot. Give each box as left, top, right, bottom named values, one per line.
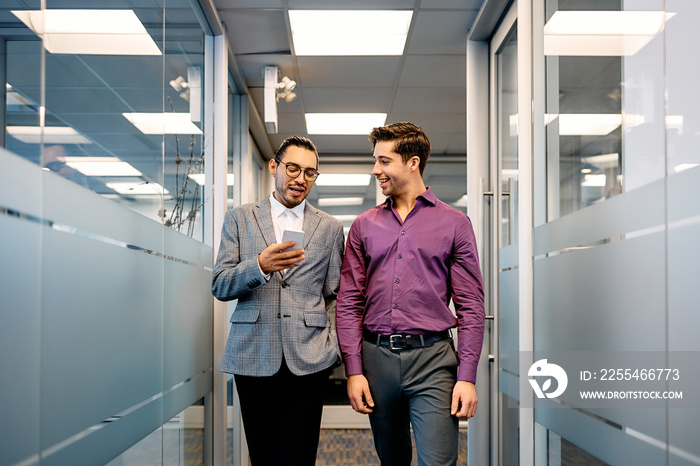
left=316, top=174, right=372, bottom=187
left=318, top=197, right=364, bottom=206
left=543, top=11, right=674, bottom=56
left=123, top=113, right=203, bottom=135
left=289, top=10, right=412, bottom=56
left=64, top=157, right=142, bottom=176
left=547, top=114, right=622, bottom=136
left=7, top=126, right=91, bottom=144
left=11, top=9, right=161, bottom=56
left=305, top=113, right=387, bottom=135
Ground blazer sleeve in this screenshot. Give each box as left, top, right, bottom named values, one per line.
left=323, top=221, right=345, bottom=345
left=212, top=209, right=267, bottom=301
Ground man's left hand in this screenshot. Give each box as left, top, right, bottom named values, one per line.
left=451, top=381, right=478, bottom=419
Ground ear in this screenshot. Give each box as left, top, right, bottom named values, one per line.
left=410, top=156, right=420, bottom=172
left=269, top=159, right=277, bottom=176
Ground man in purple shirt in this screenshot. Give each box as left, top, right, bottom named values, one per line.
left=337, top=122, right=485, bottom=465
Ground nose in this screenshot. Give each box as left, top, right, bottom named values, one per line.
left=372, top=161, right=381, bottom=176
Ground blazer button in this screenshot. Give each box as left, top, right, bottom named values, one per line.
left=277, top=313, right=281, bottom=318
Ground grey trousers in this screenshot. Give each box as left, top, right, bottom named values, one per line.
left=362, top=338, right=459, bottom=466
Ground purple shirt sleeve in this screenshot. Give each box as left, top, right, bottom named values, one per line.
left=336, top=219, right=367, bottom=377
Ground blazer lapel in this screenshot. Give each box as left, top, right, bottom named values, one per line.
left=283, top=202, right=321, bottom=282
left=252, top=197, right=277, bottom=248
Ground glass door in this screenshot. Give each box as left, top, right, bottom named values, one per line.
left=489, top=5, right=519, bottom=465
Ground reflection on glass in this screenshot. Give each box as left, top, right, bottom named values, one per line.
left=3, top=4, right=207, bottom=241
left=499, top=27, right=518, bottom=246
left=544, top=0, right=672, bottom=219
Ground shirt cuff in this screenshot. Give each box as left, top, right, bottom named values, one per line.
left=457, top=363, right=478, bottom=384
left=343, top=356, right=364, bottom=377
left=256, top=256, right=271, bottom=282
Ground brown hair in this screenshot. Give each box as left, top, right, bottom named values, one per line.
left=369, top=122, right=431, bottom=175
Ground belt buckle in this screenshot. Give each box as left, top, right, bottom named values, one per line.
left=389, top=334, right=405, bottom=350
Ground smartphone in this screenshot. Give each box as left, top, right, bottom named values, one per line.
left=281, top=229, right=305, bottom=251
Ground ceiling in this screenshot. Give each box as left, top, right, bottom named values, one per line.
left=1, top=0, right=484, bottom=222
left=215, top=0, right=484, bottom=159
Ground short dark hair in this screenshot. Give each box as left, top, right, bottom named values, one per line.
left=369, top=122, right=431, bottom=175
left=274, top=135, right=319, bottom=168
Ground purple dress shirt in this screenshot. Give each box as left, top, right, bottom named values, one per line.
left=337, top=188, right=485, bottom=383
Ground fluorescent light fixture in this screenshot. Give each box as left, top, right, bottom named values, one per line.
left=452, top=194, right=468, bottom=208
left=543, top=11, right=675, bottom=56
left=582, top=153, right=619, bottom=168
left=666, top=115, right=683, bottom=133
left=12, top=9, right=161, bottom=55
left=316, top=174, right=372, bottom=187
left=106, top=182, right=168, bottom=195
left=63, top=157, right=142, bottom=176
left=333, top=214, right=359, bottom=223
left=289, top=10, right=412, bottom=56
left=318, top=197, right=364, bottom=206
left=306, top=113, right=387, bottom=135
left=674, top=163, right=699, bottom=173
left=548, top=114, right=622, bottom=136
left=7, top=126, right=91, bottom=144
left=188, top=173, right=235, bottom=186
left=581, top=174, right=607, bottom=187
left=123, top=113, right=202, bottom=135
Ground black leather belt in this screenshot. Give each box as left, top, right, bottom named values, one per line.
left=363, top=329, right=451, bottom=350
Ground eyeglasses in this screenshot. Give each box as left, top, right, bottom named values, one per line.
left=277, top=161, right=320, bottom=182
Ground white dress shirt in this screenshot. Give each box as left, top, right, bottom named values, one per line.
left=258, top=193, right=305, bottom=279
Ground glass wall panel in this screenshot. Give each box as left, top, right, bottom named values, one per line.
left=1, top=0, right=214, bottom=464
left=533, top=0, right=690, bottom=465
left=666, top=2, right=700, bottom=464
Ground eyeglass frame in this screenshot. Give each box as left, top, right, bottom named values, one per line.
left=276, top=160, right=320, bottom=182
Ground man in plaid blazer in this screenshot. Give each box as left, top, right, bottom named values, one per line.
left=212, top=136, right=344, bottom=465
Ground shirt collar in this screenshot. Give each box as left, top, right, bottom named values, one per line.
left=384, top=187, right=436, bottom=208
left=270, top=192, right=306, bottom=219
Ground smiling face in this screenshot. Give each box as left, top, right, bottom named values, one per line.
left=270, top=145, right=318, bottom=208
left=372, top=140, right=418, bottom=198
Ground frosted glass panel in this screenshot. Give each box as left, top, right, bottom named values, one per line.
left=533, top=178, right=665, bottom=257
left=534, top=231, right=666, bottom=353
left=1, top=149, right=213, bottom=464
left=40, top=227, right=165, bottom=449
left=0, top=150, right=41, bottom=466
left=535, top=406, right=665, bottom=466
left=668, top=166, right=700, bottom=463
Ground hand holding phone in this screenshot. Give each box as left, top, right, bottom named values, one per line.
left=281, top=229, right=305, bottom=251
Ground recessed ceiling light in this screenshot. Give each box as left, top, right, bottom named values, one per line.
left=674, top=164, right=699, bottom=173
left=63, top=157, right=142, bottom=176
left=289, top=10, right=412, bottom=56
left=581, top=174, right=607, bottom=187
left=123, top=113, right=203, bottom=135
left=543, top=11, right=674, bottom=56
left=188, top=174, right=235, bottom=186
left=547, top=114, right=622, bottom=136
left=318, top=197, right=364, bottom=206
left=333, top=214, right=359, bottom=223
left=12, top=9, right=161, bottom=55
left=452, top=194, right=468, bottom=207
left=316, top=174, right=372, bottom=187
left=7, top=126, right=91, bottom=144
left=106, top=181, right=168, bottom=195
left=305, top=113, right=387, bottom=135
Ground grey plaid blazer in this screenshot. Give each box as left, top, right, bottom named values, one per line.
left=212, top=196, right=345, bottom=377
